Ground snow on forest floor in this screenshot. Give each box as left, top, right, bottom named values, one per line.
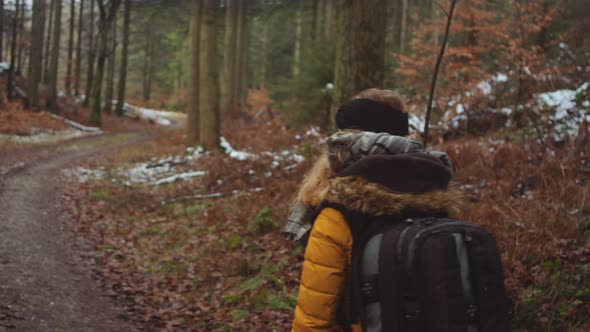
left=121, top=102, right=186, bottom=126
left=0, top=106, right=101, bottom=148
left=433, top=81, right=590, bottom=140
left=0, top=127, right=101, bottom=144
left=0, top=100, right=186, bottom=148
left=62, top=79, right=590, bottom=188
left=65, top=134, right=307, bottom=187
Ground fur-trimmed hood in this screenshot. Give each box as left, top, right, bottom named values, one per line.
left=322, top=176, right=464, bottom=217
left=321, top=152, right=464, bottom=217
left=282, top=138, right=462, bottom=241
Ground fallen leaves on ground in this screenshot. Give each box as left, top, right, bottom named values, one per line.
left=60, top=113, right=589, bottom=331
left=0, top=107, right=68, bottom=136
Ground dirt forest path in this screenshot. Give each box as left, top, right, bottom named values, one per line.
left=0, top=131, right=156, bottom=332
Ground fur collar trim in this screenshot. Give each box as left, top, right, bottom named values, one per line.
left=321, top=176, right=464, bottom=217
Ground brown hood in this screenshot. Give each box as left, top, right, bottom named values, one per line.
left=321, top=153, right=464, bottom=217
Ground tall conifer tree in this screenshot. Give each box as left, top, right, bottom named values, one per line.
left=199, top=0, right=220, bottom=149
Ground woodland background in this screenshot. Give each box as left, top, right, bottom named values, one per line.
left=0, top=0, right=589, bottom=331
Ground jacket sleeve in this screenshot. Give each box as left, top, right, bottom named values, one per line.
left=292, top=208, right=352, bottom=332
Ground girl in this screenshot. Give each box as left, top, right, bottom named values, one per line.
left=286, top=89, right=462, bottom=331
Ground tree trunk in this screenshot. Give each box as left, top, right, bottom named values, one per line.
left=65, top=0, right=75, bottom=95
left=74, top=0, right=84, bottom=96
left=7, top=0, right=20, bottom=101
left=239, top=4, right=249, bottom=106
left=104, top=8, right=116, bottom=113
left=331, top=0, right=387, bottom=129
left=16, top=0, right=25, bottom=72
left=431, top=0, right=439, bottom=53
left=43, top=0, right=54, bottom=84
left=0, top=0, right=4, bottom=62
left=221, top=0, right=238, bottom=113
left=260, top=15, right=268, bottom=89
left=115, top=0, right=130, bottom=115
left=292, top=0, right=302, bottom=79
left=199, top=0, right=220, bottom=150
left=46, top=0, right=62, bottom=111
left=391, top=0, right=402, bottom=54
left=234, top=0, right=248, bottom=107
left=84, top=0, right=96, bottom=106
left=147, top=45, right=153, bottom=100
left=142, top=31, right=153, bottom=101
left=400, top=0, right=408, bottom=53
left=233, top=0, right=244, bottom=107
left=91, top=0, right=121, bottom=124
left=186, top=0, right=201, bottom=145
left=313, top=0, right=325, bottom=44
left=323, top=0, right=336, bottom=41
left=28, top=0, right=46, bottom=110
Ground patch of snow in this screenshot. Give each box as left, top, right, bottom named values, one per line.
left=220, top=137, right=256, bottom=161
left=63, top=167, right=106, bottom=183
left=261, top=150, right=306, bottom=166
left=409, top=114, right=425, bottom=133
left=0, top=62, right=9, bottom=74
left=0, top=128, right=100, bottom=143
left=122, top=103, right=185, bottom=126
left=47, top=113, right=101, bottom=132
left=536, top=82, right=590, bottom=139
left=495, top=73, right=508, bottom=83
left=286, top=151, right=305, bottom=164
left=456, top=104, right=465, bottom=114
left=305, top=127, right=321, bottom=137
left=523, top=66, right=532, bottom=75
left=284, top=164, right=299, bottom=171
left=476, top=73, right=508, bottom=96
left=78, top=132, right=311, bottom=187
left=538, top=89, right=577, bottom=115
left=124, top=162, right=173, bottom=184
left=153, top=171, right=206, bottom=185
left=185, top=146, right=204, bottom=161
left=477, top=81, right=492, bottom=95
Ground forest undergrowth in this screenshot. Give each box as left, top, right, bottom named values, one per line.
left=59, top=94, right=590, bottom=332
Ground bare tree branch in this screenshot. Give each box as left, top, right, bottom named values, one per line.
left=433, top=0, right=449, bottom=18
left=423, top=0, right=458, bottom=147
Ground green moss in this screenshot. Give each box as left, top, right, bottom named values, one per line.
left=226, top=234, right=243, bottom=249
left=90, top=187, right=111, bottom=201
left=231, top=309, right=248, bottom=322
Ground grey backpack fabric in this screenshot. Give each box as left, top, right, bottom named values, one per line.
left=346, top=215, right=512, bottom=332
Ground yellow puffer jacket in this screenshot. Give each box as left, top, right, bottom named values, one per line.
left=292, top=207, right=360, bottom=332
left=292, top=173, right=463, bottom=332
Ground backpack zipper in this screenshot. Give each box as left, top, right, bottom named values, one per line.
left=406, top=221, right=483, bottom=276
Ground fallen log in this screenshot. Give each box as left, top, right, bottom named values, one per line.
left=47, top=113, right=101, bottom=132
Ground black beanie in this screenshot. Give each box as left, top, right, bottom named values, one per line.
left=336, top=98, right=409, bottom=136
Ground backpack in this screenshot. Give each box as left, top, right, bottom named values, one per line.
left=345, top=214, right=512, bottom=332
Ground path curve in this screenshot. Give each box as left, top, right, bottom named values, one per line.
left=0, top=131, right=154, bottom=331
